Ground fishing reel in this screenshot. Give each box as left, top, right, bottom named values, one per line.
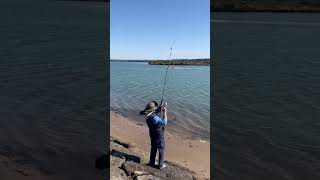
left=154, top=101, right=167, bottom=114
left=162, top=102, right=167, bottom=107
left=160, top=101, right=167, bottom=107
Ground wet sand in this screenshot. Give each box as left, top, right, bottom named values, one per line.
left=110, top=111, right=210, bottom=179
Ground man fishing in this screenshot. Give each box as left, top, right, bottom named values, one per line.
left=140, top=101, right=168, bottom=169
left=139, top=41, right=174, bottom=169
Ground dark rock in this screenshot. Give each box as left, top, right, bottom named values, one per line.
left=95, top=154, right=109, bottom=170
left=113, top=139, right=131, bottom=148
left=111, top=150, right=141, bottom=163
left=111, top=142, right=141, bottom=163
left=122, top=161, right=194, bottom=180
left=111, top=136, right=133, bottom=149
left=110, top=136, right=117, bottom=142
left=110, top=166, right=128, bottom=180
left=110, top=141, right=130, bottom=153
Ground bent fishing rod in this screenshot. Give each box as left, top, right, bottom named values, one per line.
left=160, top=40, right=175, bottom=107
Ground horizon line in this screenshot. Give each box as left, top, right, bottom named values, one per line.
left=110, top=57, right=210, bottom=61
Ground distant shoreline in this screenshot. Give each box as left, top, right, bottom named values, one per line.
left=148, top=59, right=210, bottom=66
left=111, top=59, right=210, bottom=66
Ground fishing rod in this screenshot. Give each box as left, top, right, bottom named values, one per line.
left=160, top=40, right=175, bottom=107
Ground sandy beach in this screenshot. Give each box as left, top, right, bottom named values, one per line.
left=110, top=111, right=210, bottom=179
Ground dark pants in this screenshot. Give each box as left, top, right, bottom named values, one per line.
left=149, top=139, right=165, bottom=167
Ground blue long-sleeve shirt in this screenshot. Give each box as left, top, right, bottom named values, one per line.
left=152, top=115, right=167, bottom=126
left=146, top=112, right=168, bottom=142
left=149, top=107, right=168, bottom=126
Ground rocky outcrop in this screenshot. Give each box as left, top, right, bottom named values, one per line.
left=122, top=161, right=194, bottom=180
left=110, top=166, right=127, bottom=180
left=111, top=141, right=141, bottom=163
left=111, top=156, right=125, bottom=168
left=106, top=136, right=195, bottom=180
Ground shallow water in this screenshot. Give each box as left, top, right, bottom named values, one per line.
left=213, top=12, right=320, bottom=180
left=110, top=61, right=210, bottom=140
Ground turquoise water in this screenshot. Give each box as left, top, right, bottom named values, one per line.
left=111, top=61, right=210, bottom=139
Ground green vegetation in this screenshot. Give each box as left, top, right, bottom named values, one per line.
left=212, top=0, right=320, bottom=12
left=111, top=59, right=210, bottom=66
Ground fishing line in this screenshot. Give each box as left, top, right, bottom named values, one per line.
left=160, top=40, right=175, bottom=105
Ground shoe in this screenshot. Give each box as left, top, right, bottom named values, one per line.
left=159, top=163, right=166, bottom=170
left=148, top=160, right=158, bottom=166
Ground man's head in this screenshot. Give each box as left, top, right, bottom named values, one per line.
left=140, top=101, right=159, bottom=116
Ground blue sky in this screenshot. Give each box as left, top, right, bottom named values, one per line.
left=111, top=0, right=210, bottom=60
